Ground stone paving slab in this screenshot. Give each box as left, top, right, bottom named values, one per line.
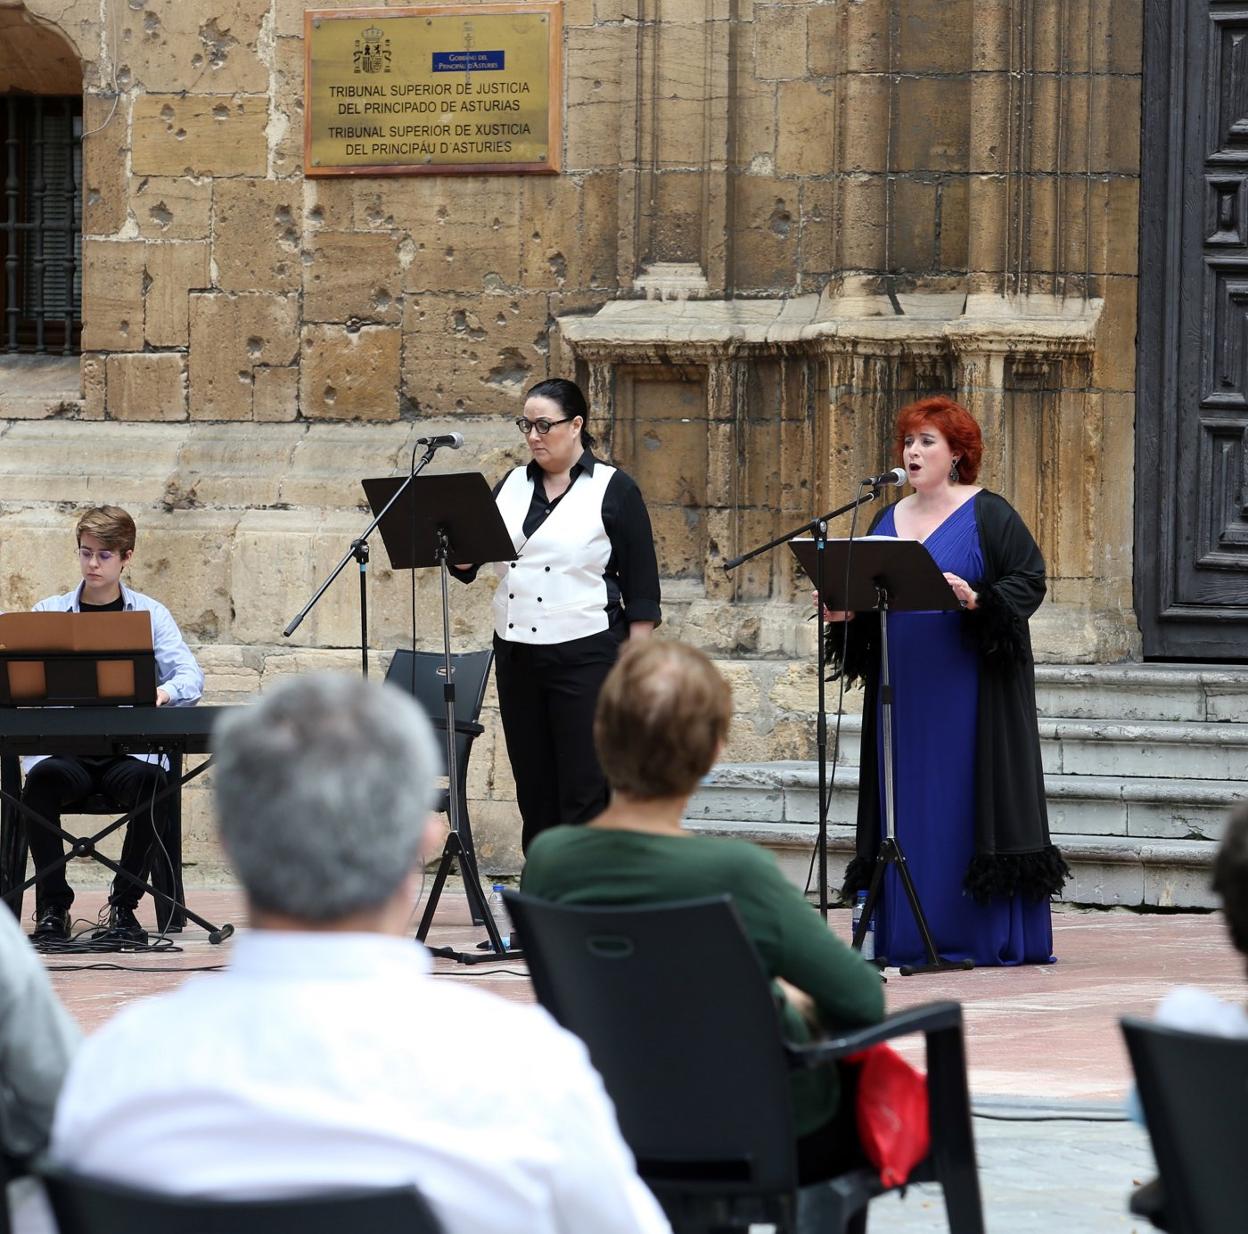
left=33, top=887, right=1241, bottom=1233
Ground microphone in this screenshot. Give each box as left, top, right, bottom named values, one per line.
left=415, top=432, right=465, bottom=450
left=863, top=466, right=907, bottom=488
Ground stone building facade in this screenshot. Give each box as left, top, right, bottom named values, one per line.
left=0, top=0, right=1155, bottom=881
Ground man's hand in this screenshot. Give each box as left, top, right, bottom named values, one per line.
left=155, top=688, right=171, bottom=706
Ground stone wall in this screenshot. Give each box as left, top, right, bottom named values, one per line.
left=0, top=0, right=1145, bottom=879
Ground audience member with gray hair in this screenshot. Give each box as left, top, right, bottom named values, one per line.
left=49, top=673, right=670, bottom=1234
left=213, top=671, right=441, bottom=922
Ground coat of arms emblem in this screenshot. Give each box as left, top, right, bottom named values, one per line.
left=353, top=26, right=392, bottom=74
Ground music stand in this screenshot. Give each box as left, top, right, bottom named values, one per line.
left=0, top=612, right=232, bottom=944
left=362, top=472, right=519, bottom=963
left=791, top=537, right=975, bottom=976
left=0, top=611, right=157, bottom=705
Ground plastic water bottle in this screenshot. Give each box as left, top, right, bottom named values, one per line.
left=852, top=890, right=875, bottom=962
left=489, top=883, right=511, bottom=950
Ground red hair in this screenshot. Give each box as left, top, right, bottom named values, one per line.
left=894, top=396, right=983, bottom=484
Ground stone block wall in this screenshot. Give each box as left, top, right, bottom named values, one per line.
left=0, top=0, right=1146, bottom=877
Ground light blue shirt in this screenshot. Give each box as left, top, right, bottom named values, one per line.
left=21, top=583, right=204, bottom=772
left=33, top=582, right=203, bottom=706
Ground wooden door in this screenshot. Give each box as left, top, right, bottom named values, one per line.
left=1138, top=1, right=1248, bottom=660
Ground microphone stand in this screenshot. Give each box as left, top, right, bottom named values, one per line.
left=282, top=441, right=443, bottom=673
left=723, top=488, right=882, bottom=921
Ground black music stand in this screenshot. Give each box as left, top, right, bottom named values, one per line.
left=362, top=471, right=519, bottom=963
left=791, top=537, right=975, bottom=977
left=0, top=613, right=232, bottom=944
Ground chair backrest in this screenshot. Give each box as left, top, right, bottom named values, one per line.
left=385, top=649, right=493, bottom=733
left=386, top=650, right=493, bottom=798
left=1121, top=1016, right=1248, bottom=1234
left=504, top=892, right=801, bottom=1197
left=39, top=1166, right=443, bottom=1234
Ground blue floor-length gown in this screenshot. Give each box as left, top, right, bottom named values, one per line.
left=871, top=499, right=1055, bottom=968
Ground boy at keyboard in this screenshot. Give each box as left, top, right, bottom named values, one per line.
left=22, top=506, right=203, bottom=945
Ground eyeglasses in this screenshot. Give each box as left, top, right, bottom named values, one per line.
left=515, top=416, right=573, bottom=436
left=78, top=547, right=116, bottom=564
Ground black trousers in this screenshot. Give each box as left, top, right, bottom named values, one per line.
left=22, top=755, right=169, bottom=913
left=494, top=631, right=623, bottom=852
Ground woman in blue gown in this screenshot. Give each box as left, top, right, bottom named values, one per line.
left=827, top=397, right=1067, bottom=969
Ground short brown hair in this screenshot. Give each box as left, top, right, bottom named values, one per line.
left=594, top=639, right=732, bottom=800
left=75, top=506, right=136, bottom=555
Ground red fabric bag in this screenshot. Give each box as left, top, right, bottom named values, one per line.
left=848, top=1044, right=931, bottom=1187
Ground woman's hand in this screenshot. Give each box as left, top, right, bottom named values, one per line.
left=775, top=977, right=822, bottom=1033
left=944, top=572, right=979, bottom=610
left=812, top=589, right=854, bottom=623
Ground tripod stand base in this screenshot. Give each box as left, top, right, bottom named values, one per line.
left=892, top=956, right=975, bottom=978
left=426, top=943, right=525, bottom=965
left=415, top=829, right=514, bottom=964
left=853, top=836, right=975, bottom=979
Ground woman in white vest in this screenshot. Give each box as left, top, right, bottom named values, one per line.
left=455, top=378, right=661, bottom=852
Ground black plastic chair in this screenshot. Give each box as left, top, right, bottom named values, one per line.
left=37, top=1164, right=443, bottom=1234
left=385, top=649, right=493, bottom=873
left=504, top=891, right=984, bottom=1234
left=0, top=752, right=187, bottom=932
left=1121, top=1015, right=1248, bottom=1234
left=1, top=1150, right=19, bottom=1234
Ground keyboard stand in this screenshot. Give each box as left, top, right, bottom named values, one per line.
left=0, top=755, right=233, bottom=943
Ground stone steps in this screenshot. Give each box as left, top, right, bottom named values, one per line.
left=689, top=663, right=1248, bottom=909
left=683, top=818, right=1225, bottom=910
left=689, top=762, right=1236, bottom=840
left=817, top=713, right=1248, bottom=782
left=1033, top=664, right=1248, bottom=722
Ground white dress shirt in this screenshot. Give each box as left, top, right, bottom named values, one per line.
left=50, top=931, right=670, bottom=1234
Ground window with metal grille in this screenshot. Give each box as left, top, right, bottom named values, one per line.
left=1, top=94, right=82, bottom=355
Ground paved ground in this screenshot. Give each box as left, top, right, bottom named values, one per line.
left=29, top=883, right=1241, bottom=1233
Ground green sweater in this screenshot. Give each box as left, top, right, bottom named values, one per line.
left=520, top=825, right=886, bottom=1136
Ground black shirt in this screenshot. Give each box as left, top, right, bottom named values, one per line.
left=79, top=595, right=126, bottom=613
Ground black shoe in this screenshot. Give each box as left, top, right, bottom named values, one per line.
left=31, top=905, right=70, bottom=942
left=93, top=903, right=148, bottom=946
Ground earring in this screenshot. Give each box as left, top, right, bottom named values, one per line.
left=949, top=460, right=959, bottom=483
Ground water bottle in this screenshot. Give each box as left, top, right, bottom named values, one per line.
left=489, top=883, right=511, bottom=950
left=852, top=890, right=875, bottom=962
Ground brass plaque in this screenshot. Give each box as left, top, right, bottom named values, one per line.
left=305, top=4, right=562, bottom=176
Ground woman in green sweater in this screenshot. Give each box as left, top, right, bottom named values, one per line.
left=520, top=638, right=886, bottom=1180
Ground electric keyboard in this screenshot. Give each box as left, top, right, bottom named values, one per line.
left=0, top=705, right=234, bottom=757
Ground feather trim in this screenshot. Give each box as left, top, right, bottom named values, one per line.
left=966, top=583, right=1030, bottom=665
left=823, top=618, right=874, bottom=687
left=963, top=846, right=1070, bottom=904
left=840, top=855, right=874, bottom=899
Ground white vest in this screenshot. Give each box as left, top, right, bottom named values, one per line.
left=492, top=464, right=616, bottom=644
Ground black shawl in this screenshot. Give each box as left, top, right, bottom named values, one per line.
left=828, top=489, right=1069, bottom=903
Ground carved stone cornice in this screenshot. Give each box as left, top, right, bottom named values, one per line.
left=558, top=292, right=1103, bottom=366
